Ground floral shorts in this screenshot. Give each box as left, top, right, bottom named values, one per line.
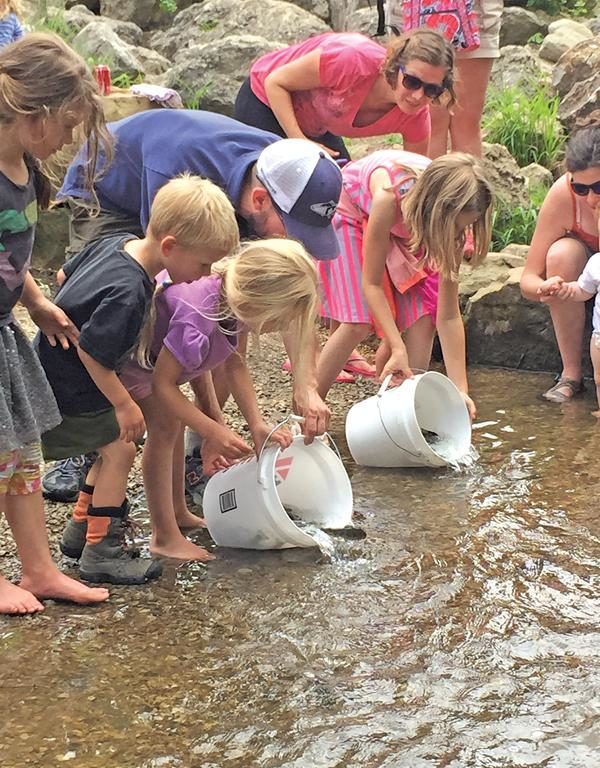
left=0, top=443, right=42, bottom=497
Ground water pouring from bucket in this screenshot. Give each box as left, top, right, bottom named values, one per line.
left=203, top=416, right=354, bottom=550
left=345, top=371, right=472, bottom=468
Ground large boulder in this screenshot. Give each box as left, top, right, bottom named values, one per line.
left=345, top=6, right=378, bottom=35
left=285, top=0, right=330, bottom=22
left=64, top=5, right=144, bottom=44
left=553, top=37, right=600, bottom=98
left=329, top=0, right=371, bottom=31
left=99, top=0, right=197, bottom=30
left=463, top=268, right=579, bottom=374
left=72, top=22, right=145, bottom=78
left=482, top=143, right=529, bottom=209
left=500, top=7, right=547, bottom=47
left=489, top=45, right=552, bottom=92
left=521, top=162, right=554, bottom=191
left=164, top=36, right=281, bottom=114
left=151, top=0, right=329, bottom=61
left=539, top=18, right=593, bottom=63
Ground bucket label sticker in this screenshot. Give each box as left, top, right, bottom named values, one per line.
left=275, top=456, right=294, bottom=485
left=219, top=489, right=237, bottom=514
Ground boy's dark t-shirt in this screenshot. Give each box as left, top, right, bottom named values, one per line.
left=37, top=234, right=153, bottom=416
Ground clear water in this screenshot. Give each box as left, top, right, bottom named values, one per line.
left=2, top=369, right=600, bottom=767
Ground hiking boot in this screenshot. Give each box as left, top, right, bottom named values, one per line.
left=79, top=517, right=162, bottom=586
left=185, top=449, right=209, bottom=506
left=60, top=517, right=88, bottom=560
left=42, top=453, right=97, bottom=503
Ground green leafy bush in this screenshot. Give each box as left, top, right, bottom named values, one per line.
left=491, top=185, right=547, bottom=250
left=33, top=11, right=76, bottom=42
left=483, top=84, right=565, bottom=170
left=526, top=0, right=594, bottom=17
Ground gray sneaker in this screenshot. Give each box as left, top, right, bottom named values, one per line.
left=42, top=453, right=97, bottom=503
left=60, top=517, right=88, bottom=560
left=79, top=517, right=162, bottom=586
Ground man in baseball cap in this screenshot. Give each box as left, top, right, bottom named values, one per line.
left=45, top=110, right=340, bottom=502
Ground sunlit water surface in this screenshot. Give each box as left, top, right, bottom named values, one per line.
left=2, top=369, right=600, bottom=768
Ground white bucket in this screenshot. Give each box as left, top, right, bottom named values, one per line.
left=203, top=425, right=353, bottom=550
left=345, top=371, right=471, bottom=468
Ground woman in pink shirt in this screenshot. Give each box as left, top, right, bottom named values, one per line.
left=234, top=29, right=456, bottom=162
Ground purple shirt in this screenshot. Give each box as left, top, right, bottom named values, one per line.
left=120, top=274, right=238, bottom=401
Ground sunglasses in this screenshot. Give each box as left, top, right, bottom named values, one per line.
left=398, top=66, right=446, bottom=100
left=570, top=177, right=600, bottom=196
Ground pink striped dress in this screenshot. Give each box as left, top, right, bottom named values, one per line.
left=319, top=150, right=439, bottom=331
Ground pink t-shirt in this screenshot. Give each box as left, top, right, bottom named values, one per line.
left=250, top=32, right=430, bottom=142
left=338, top=149, right=432, bottom=291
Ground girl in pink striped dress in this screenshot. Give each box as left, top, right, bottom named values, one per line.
left=317, top=149, right=494, bottom=418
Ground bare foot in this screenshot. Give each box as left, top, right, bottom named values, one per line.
left=20, top=568, right=109, bottom=604
left=0, top=576, right=44, bottom=615
left=175, top=509, right=207, bottom=530
left=150, top=534, right=215, bottom=562
left=592, top=410, right=600, bottom=418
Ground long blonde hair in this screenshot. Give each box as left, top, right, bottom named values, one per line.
left=383, top=28, right=456, bottom=108
left=401, top=153, right=494, bottom=281
left=213, top=238, right=319, bottom=354
left=0, top=1, right=22, bottom=18
left=0, top=33, right=112, bottom=208
left=135, top=174, right=240, bottom=367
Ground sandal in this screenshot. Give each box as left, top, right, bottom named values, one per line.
left=343, top=354, right=377, bottom=379
left=281, top=358, right=355, bottom=384
left=541, top=377, right=584, bottom=404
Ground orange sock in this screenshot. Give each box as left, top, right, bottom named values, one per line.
left=86, top=515, right=111, bottom=545
left=72, top=485, right=94, bottom=523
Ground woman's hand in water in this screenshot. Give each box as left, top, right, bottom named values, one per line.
left=463, top=393, right=477, bottom=420
left=250, top=421, right=294, bottom=456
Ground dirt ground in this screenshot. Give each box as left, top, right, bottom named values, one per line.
left=0, top=300, right=378, bottom=580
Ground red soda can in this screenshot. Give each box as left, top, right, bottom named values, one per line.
left=94, top=64, right=112, bottom=96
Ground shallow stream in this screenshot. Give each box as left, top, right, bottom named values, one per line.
left=1, top=369, right=600, bottom=767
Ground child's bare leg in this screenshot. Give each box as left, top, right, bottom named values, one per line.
left=140, top=395, right=214, bottom=561
left=316, top=322, right=371, bottom=398
left=172, top=427, right=206, bottom=529
left=9, top=491, right=109, bottom=604
left=0, top=493, right=44, bottom=614
left=403, top=315, right=436, bottom=372
left=590, top=334, right=600, bottom=418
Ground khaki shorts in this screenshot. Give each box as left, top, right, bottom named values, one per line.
left=458, top=0, right=504, bottom=59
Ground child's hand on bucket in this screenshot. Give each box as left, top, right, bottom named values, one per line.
left=378, top=344, right=414, bottom=387
left=462, top=393, right=477, bottom=421
left=251, top=421, right=293, bottom=455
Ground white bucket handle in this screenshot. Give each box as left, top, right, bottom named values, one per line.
left=256, top=414, right=343, bottom=486
left=376, top=368, right=427, bottom=398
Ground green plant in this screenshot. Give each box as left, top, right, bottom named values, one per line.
left=526, top=0, right=594, bottom=16
left=527, top=32, right=544, bottom=45
left=182, top=82, right=213, bottom=110
left=159, top=0, right=178, bottom=13
left=33, top=10, right=76, bottom=43
left=483, top=83, right=565, bottom=170
left=197, top=19, right=218, bottom=32
left=491, top=185, right=547, bottom=250
left=111, top=72, right=144, bottom=89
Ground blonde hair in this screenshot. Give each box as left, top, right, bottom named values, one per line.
left=0, top=33, right=112, bottom=209
left=401, top=152, right=494, bottom=281
left=147, top=173, right=240, bottom=253
left=383, top=28, right=456, bottom=108
left=0, top=1, right=22, bottom=18
left=135, top=174, right=240, bottom=367
left=213, top=238, right=319, bottom=354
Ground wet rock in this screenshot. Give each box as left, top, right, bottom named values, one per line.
left=151, top=0, right=329, bottom=62
left=539, top=18, right=593, bottom=63
left=482, top=143, right=529, bottom=209
left=163, top=36, right=281, bottom=115
left=500, top=7, right=547, bottom=47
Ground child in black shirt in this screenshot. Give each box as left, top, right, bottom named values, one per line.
left=38, top=175, right=239, bottom=585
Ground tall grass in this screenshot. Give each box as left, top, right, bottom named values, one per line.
left=491, top=185, right=548, bottom=251
left=483, top=84, right=565, bottom=170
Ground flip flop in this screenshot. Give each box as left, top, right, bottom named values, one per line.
left=541, top=377, right=584, bottom=403
left=281, top=359, right=355, bottom=384
left=343, top=354, right=377, bottom=378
